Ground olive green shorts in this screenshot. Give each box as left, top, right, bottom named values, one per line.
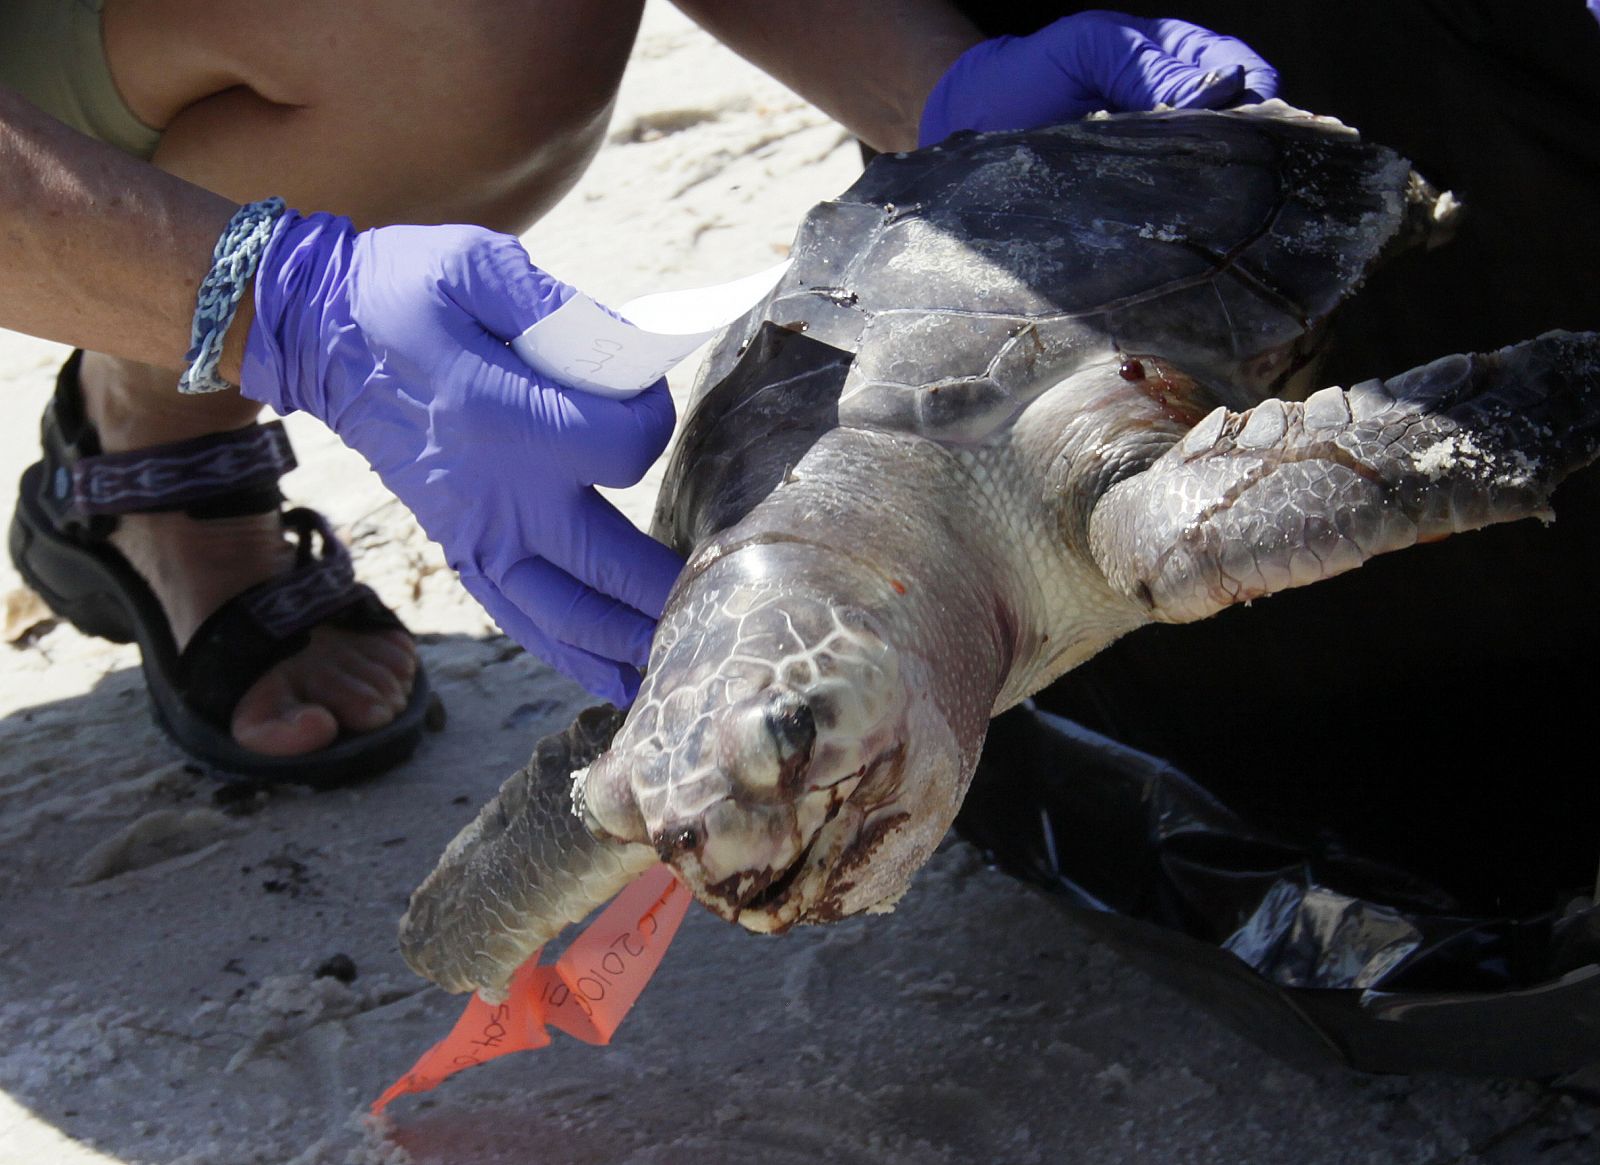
left=0, top=0, right=160, bottom=158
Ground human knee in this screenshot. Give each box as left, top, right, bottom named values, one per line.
left=116, top=0, right=642, bottom=227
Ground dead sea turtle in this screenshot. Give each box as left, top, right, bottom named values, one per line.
left=400, top=104, right=1600, bottom=999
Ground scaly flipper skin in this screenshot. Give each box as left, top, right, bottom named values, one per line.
left=399, top=705, right=653, bottom=1001
left=1091, top=333, right=1600, bottom=622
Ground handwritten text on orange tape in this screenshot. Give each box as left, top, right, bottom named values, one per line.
left=373, top=864, right=690, bottom=1113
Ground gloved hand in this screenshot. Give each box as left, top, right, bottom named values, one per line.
left=920, top=9, right=1279, bottom=146
left=242, top=212, right=684, bottom=705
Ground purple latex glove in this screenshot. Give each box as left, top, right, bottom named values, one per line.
left=1591, top=0, right=1599, bottom=29
left=920, top=9, right=1279, bottom=146
left=242, top=212, right=684, bottom=705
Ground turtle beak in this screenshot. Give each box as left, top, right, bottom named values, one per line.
left=646, top=685, right=830, bottom=919
left=572, top=687, right=830, bottom=928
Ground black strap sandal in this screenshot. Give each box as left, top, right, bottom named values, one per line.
left=7, top=351, right=434, bottom=787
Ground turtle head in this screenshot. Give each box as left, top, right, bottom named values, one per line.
left=576, top=569, right=966, bottom=932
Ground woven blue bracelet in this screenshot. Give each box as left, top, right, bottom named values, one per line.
left=177, top=196, right=287, bottom=395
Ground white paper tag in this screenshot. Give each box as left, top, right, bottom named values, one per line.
left=512, top=261, right=791, bottom=399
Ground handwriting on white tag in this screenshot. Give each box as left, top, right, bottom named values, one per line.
left=512, top=261, right=792, bottom=399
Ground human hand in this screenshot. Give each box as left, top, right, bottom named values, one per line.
left=242, top=213, right=684, bottom=705
left=919, top=9, right=1279, bottom=146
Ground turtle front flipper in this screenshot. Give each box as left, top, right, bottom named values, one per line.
left=399, top=705, right=656, bottom=1000
left=1090, top=331, right=1600, bottom=624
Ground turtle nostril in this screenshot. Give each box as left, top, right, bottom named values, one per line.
left=655, top=824, right=700, bottom=863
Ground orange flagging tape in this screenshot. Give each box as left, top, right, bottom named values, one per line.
left=372, top=864, right=691, bottom=1113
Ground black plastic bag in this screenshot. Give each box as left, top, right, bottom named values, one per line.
left=956, top=703, right=1600, bottom=1077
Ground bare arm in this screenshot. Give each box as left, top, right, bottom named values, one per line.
left=0, top=85, right=251, bottom=383
left=670, top=0, right=983, bottom=152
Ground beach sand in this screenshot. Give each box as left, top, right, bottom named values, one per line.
left=1, top=6, right=1595, bottom=1162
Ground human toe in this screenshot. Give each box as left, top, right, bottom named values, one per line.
left=295, top=657, right=404, bottom=734
left=228, top=627, right=418, bottom=755
left=365, top=629, right=419, bottom=688
left=231, top=671, right=342, bottom=757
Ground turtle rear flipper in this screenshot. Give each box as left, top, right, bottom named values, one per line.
left=1090, top=331, right=1600, bottom=624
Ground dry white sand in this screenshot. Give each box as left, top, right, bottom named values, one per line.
left=2, top=5, right=1596, bottom=1163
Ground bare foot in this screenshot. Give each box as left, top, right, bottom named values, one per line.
left=78, top=351, right=419, bottom=758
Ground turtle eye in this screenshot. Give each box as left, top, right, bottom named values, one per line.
left=719, top=686, right=816, bottom=797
